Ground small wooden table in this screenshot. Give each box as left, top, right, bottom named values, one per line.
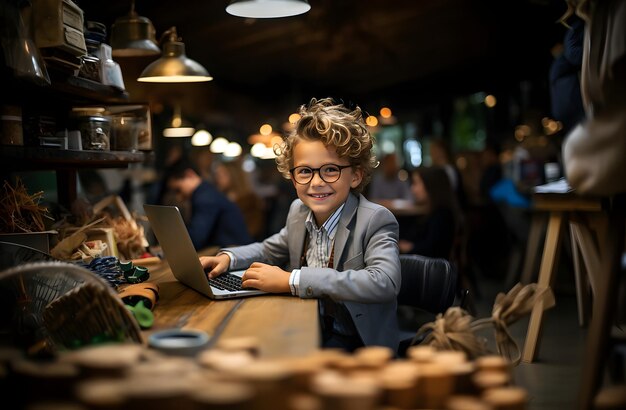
left=139, top=253, right=320, bottom=358
left=521, top=191, right=605, bottom=363
left=519, top=190, right=624, bottom=409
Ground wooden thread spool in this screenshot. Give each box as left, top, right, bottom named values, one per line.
left=446, top=395, right=493, bottom=410
left=122, top=376, right=194, bottom=410
left=472, top=370, right=511, bottom=393
left=482, top=387, right=528, bottom=410
left=225, top=360, right=294, bottom=410
left=448, top=362, right=477, bottom=395
left=75, top=379, right=127, bottom=410
left=25, top=401, right=86, bottom=410
left=188, top=380, right=255, bottom=410
left=128, top=356, right=199, bottom=378
left=306, top=348, right=349, bottom=367
left=198, top=349, right=255, bottom=372
left=475, top=355, right=511, bottom=374
left=406, top=345, right=436, bottom=363
left=416, top=362, right=456, bottom=409
left=280, top=356, right=327, bottom=393
left=11, top=359, right=80, bottom=404
left=312, top=371, right=381, bottom=410
left=215, top=336, right=260, bottom=357
left=379, top=361, right=420, bottom=409
left=288, top=393, right=321, bottom=410
left=432, top=350, right=468, bottom=366
left=59, top=344, right=144, bottom=379
left=353, top=346, right=395, bottom=369
left=328, top=355, right=363, bottom=374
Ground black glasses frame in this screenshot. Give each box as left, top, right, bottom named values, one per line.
left=289, top=164, right=353, bottom=185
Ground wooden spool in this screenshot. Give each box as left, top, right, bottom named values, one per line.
left=188, top=380, right=255, bottom=410
left=59, top=343, right=144, bottom=378
left=75, top=379, right=127, bottom=410
left=482, top=386, right=528, bottom=410
left=446, top=395, right=493, bottom=410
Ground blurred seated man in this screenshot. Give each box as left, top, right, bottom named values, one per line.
left=368, top=152, right=412, bottom=201
left=163, top=158, right=253, bottom=250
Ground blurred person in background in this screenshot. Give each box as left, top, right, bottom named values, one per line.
left=160, top=158, right=253, bottom=250
left=367, top=152, right=412, bottom=201
left=214, top=160, right=266, bottom=241
left=429, top=138, right=468, bottom=211
left=398, top=166, right=460, bottom=259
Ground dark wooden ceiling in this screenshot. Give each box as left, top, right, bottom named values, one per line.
left=76, top=0, right=568, bottom=133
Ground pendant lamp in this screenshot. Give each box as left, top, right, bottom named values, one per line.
left=137, top=27, right=212, bottom=83
left=110, top=1, right=160, bottom=57
left=226, top=0, right=311, bottom=18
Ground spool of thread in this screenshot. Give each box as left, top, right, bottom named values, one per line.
left=482, top=386, right=528, bottom=410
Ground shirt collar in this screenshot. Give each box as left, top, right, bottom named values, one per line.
left=305, top=203, right=345, bottom=239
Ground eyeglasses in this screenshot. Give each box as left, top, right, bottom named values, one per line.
left=289, top=164, right=352, bottom=185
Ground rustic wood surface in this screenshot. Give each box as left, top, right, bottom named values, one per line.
left=138, top=249, right=320, bottom=358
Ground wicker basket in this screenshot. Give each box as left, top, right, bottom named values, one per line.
left=0, top=261, right=143, bottom=352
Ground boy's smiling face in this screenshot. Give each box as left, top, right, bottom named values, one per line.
left=291, top=139, right=363, bottom=226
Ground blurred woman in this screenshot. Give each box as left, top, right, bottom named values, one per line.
left=214, top=160, right=266, bottom=240
left=398, top=166, right=460, bottom=259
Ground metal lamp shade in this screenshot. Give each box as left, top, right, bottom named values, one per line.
left=137, top=41, right=212, bottom=83
left=110, top=11, right=160, bottom=57
left=226, top=0, right=311, bottom=18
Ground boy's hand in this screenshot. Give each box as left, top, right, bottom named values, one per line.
left=242, top=262, right=290, bottom=293
left=200, top=254, right=230, bottom=278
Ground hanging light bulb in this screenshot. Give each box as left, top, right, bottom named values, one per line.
left=191, top=129, right=213, bottom=146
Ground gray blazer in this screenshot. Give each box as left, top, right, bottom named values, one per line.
left=224, top=193, right=401, bottom=350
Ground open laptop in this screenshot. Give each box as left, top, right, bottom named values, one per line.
left=143, top=204, right=266, bottom=299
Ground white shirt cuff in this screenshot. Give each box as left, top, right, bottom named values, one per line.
left=289, top=269, right=301, bottom=296
left=217, top=250, right=236, bottom=270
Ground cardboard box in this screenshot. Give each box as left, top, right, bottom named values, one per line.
left=0, top=231, right=58, bottom=254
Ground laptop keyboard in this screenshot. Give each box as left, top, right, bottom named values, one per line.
left=209, top=272, right=243, bottom=291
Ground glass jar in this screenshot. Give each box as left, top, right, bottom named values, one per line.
left=71, top=108, right=111, bottom=151
left=111, top=116, right=139, bottom=152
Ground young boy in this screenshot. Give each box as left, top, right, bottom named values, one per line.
left=200, top=98, right=401, bottom=351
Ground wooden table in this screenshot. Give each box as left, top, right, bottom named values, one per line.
left=139, top=253, right=320, bottom=358
left=518, top=190, right=624, bottom=409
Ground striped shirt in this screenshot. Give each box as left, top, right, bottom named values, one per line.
left=289, top=203, right=344, bottom=295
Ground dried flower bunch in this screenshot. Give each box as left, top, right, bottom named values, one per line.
left=0, top=178, right=52, bottom=233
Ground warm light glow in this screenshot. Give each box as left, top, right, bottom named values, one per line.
left=210, top=137, right=229, bottom=153
left=224, top=142, right=243, bottom=157
left=260, top=124, right=273, bottom=136
left=226, top=0, right=311, bottom=19
left=484, top=95, right=497, bottom=108
left=366, top=115, right=379, bottom=127
left=270, top=136, right=283, bottom=148
left=191, top=129, right=213, bottom=146
left=379, top=107, right=392, bottom=118
left=137, top=75, right=213, bottom=83
left=163, top=127, right=195, bottom=137
left=171, top=116, right=182, bottom=128
left=250, top=142, right=267, bottom=158
left=288, top=113, right=301, bottom=124
left=514, top=129, right=525, bottom=142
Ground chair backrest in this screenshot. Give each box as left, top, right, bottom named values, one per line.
left=397, top=254, right=458, bottom=314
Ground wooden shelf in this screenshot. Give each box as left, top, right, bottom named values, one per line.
left=0, top=146, right=149, bottom=170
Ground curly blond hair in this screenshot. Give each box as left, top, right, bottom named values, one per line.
left=274, top=97, right=377, bottom=193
